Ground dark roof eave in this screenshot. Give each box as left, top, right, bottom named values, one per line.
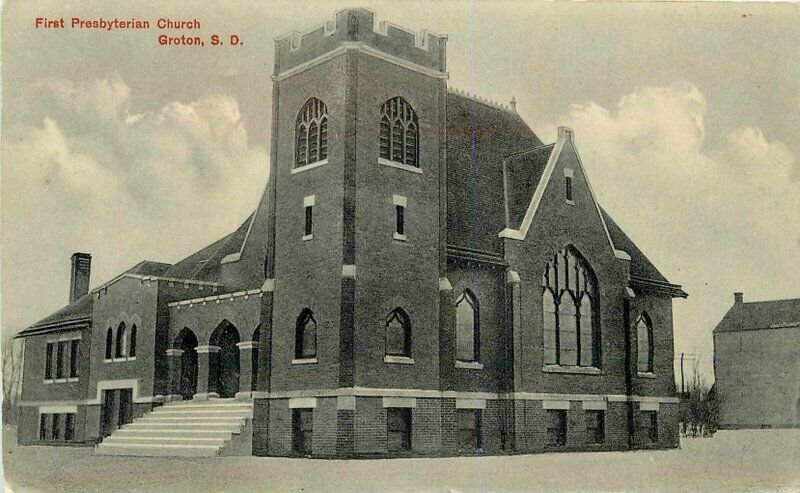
left=630, top=276, right=688, bottom=299
left=446, top=245, right=508, bottom=267
left=16, top=318, right=92, bottom=338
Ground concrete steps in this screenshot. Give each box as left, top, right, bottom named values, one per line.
left=94, top=398, right=253, bottom=457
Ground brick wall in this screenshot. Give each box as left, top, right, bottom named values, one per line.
left=412, top=398, right=442, bottom=454
left=354, top=397, right=387, bottom=456
left=715, top=327, right=800, bottom=428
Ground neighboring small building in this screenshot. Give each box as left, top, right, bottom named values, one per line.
left=713, top=293, right=800, bottom=429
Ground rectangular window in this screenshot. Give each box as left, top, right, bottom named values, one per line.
left=55, top=341, right=66, bottom=379
left=395, top=205, right=404, bottom=235
left=292, top=409, right=314, bottom=456
left=39, top=414, right=48, bottom=440
left=69, top=339, right=79, bottom=378
left=585, top=410, right=605, bottom=444
left=304, top=205, right=313, bottom=237
left=64, top=413, right=75, bottom=441
left=547, top=410, right=567, bottom=447
left=565, top=176, right=574, bottom=202
left=51, top=413, right=61, bottom=441
left=44, top=343, right=54, bottom=379
left=642, top=411, right=658, bottom=443
left=387, top=408, right=412, bottom=452
left=457, top=409, right=482, bottom=451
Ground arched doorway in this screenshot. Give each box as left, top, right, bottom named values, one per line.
left=175, top=328, right=198, bottom=400
left=210, top=320, right=240, bottom=398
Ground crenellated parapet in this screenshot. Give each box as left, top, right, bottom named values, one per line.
left=274, top=8, right=447, bottom=76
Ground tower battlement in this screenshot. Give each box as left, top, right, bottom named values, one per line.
left=274, top=8, right=447, bottom=76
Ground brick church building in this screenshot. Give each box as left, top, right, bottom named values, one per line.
left=16, top=8, right=687, bottom=457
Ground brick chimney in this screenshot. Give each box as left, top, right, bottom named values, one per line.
left=69, top=252, right=92, bottom=303
left=734, top=292, right=744, bottom=307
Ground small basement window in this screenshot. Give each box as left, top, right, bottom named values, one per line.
left=547, top=410, right=567, bottom=447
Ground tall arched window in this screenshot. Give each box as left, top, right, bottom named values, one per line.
left=636, top=312, right=654, bottom=373
left=541, top=246, right=599, bottom=367
left=105, top=328, right=113, bottom=359
left=295, top=309, right=317, bottom=359
left=386, top=308, right=412, bottom=357
left=129, top=325, right=137, bottom=358
left=543, top=290, right=558, bottom=365
left=380, top=97, right=418, bottom=167
left=295, top=98, right=328, bottom=167
left=455, top=289, right=479, bottom=362
left=115, top=322, right=127, bottom=358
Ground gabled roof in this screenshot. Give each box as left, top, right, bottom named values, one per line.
left=714, top=298, right=800, bottom=334
left=17, top=259, right=175, bottom=338
left=16, top=294, right=93, bottom=337
left=163, top=213, right=254, bottom=282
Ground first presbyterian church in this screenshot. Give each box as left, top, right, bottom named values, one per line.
left=16, top=8, right=687, bottom=458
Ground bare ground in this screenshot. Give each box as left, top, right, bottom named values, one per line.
left=3, top=428, right=799, bottom=493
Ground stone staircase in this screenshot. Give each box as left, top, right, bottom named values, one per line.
left=94, top=398, right=253, bottom=457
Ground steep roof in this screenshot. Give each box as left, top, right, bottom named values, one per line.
left=601, top=209, right=669, bottom=284
left=446, top=90, right=543, bottom=254
left=163, top=213, right=253, bottom=282
left=504, top=144, right=555, bottom=230
left=714, top=298, right=800, bottom=334
left=17, top=294, right=93, bottom=337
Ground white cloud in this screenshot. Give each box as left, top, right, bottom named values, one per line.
left=2, top=76, right=268, bottom=333
left=536, top=81, right=800, bottom=380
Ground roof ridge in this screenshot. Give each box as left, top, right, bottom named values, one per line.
left=742, top=297, right=800, bottom=305
left=504, top=142, right=556, bottom=159
left=188, top=231, right=237, bottom=279
left=448, top=87, right=516, bottom=115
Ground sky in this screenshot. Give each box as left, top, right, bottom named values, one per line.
left=2, top=0, right=799, bottom=383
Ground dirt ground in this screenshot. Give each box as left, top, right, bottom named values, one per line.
left=3, top=428, right=799, bottom=493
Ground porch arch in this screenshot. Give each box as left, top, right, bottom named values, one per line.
left=209, top=320, right=241, bottom=398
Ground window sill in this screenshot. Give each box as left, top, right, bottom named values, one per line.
left=392, top=232, right=407, bottom=242
left=292, top=357, right=318, bottom=365
left=565, top=199, right=575, bottom=206
left=542, top=365, right=602, bottom=375
left=291, top=158, right=328, bottom=174
left=455, top=360, right=484, bottom=370
left=42, top=377, right=76, bottom=384
left=302, top=234, right=313, bottom=242
left=378, top=157, right=422, bottom=174
left=637, top=371, right=657, bottom=379
left=104, top=356, right=136, bottom=363
left=384, top=355, right=414, bottom=365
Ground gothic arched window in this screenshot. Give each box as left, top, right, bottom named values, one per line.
left=105, top=328, right=113, bottom=360
left=295, top=98, right=328, bottom=167
left=636, top=312, right=654, bottom=373
left=456, top=289, right=479, bottom=362
left=115, top=322, right=127, bottom=358
left=380, top=97, right=419, bottom=167
left=386, top=308, right=412, bottom=357
left=129, top=324, right=137, bottom=358
left=541, top=246, right=600, bottom=367
left=295, top=308, right=317, bottom=359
